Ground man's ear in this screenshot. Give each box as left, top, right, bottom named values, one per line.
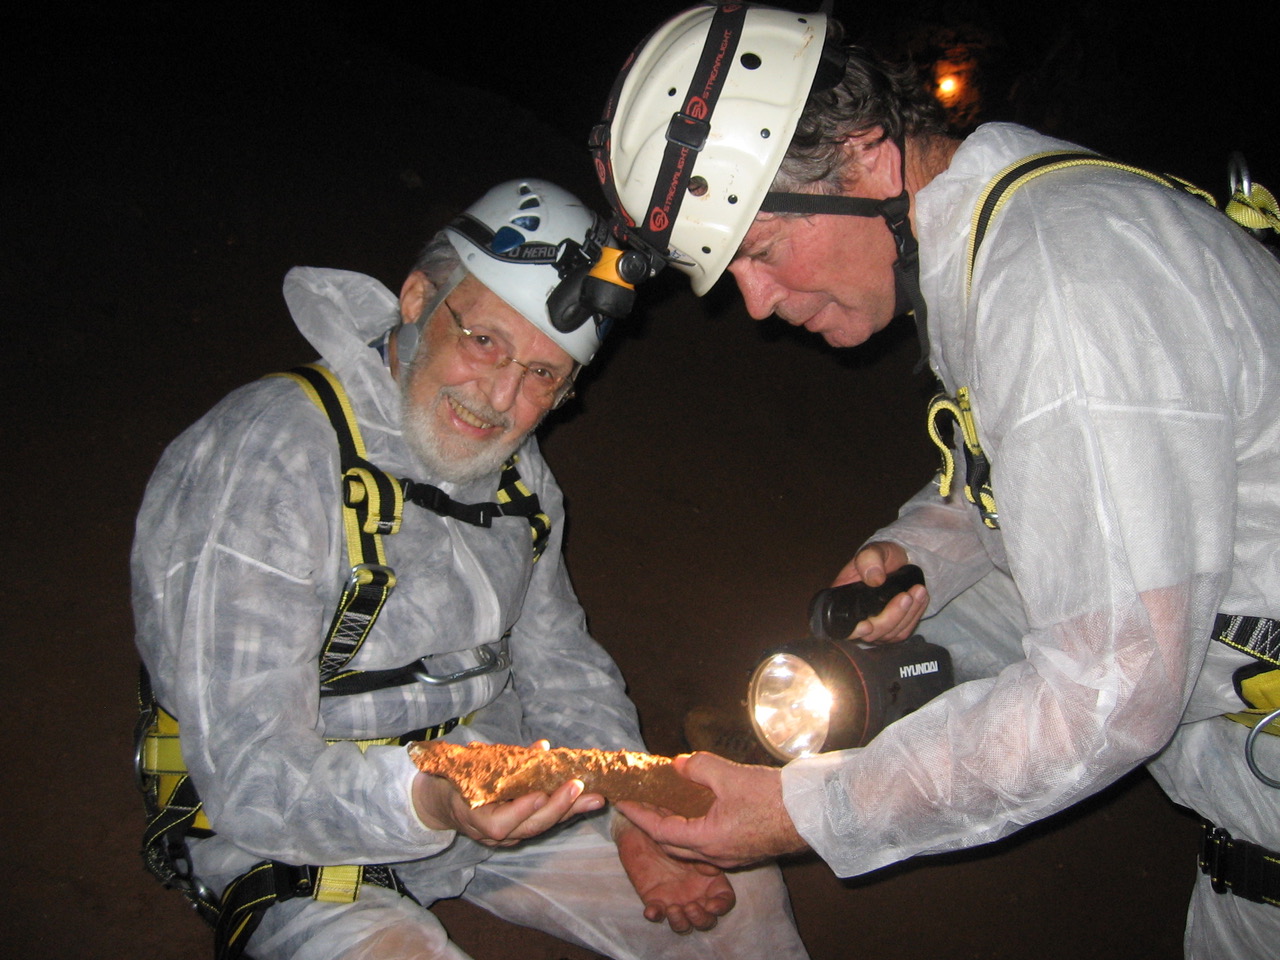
left=399, top=270, right=436, bottom=325
left=839, top=127, right=903, bottom=198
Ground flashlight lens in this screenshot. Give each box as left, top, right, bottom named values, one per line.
left=749, top=653, right=833, bottom=761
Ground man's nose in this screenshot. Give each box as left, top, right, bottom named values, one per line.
left=727, top=260, right=783, bottom=320
left=483, top=359, right=524, bottom=411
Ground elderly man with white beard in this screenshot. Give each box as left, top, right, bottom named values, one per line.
left=131, top=179, right=809, bottom=960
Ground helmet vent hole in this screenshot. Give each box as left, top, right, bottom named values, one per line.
left=688, top=176, right=709, bottom=197
left=702, top=246, right=712, bottom=254
left=740, top=53, right=762, bottom=70
left=667, top=86, right=678, bottom=97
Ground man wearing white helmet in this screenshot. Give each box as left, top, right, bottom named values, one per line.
left=595, top=4, right=1280, bottom=958
left=131, top=178, right=810, bottom=960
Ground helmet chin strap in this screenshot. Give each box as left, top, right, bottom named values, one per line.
left=759, top=140, right=931, bottom=372
left=394, top=266, right=467, bottom=380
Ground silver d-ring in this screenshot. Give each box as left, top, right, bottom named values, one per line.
left=1244, top=707, right=1280, bottom=789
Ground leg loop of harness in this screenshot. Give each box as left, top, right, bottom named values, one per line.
left=212, top=862, right=421, bottom=960
left=1199, top=819, right=1280, bottom=907
left=136, top=665, right=453, bottom=957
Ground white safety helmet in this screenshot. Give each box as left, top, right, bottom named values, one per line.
left=596, top=4, right=830, bottom=294
left=444, top=179, right=610, bottom=365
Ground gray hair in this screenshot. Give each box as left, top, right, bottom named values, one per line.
left=412, top=230, right=463, bottom=286
left=773, top=30, right=948, bottom=194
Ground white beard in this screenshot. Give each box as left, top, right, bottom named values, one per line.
left=399, top=377, right=525, bottom=486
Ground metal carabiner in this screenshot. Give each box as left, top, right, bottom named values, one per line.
left=1244, top=706, right=1280, bottom=789
left=1228, top=152, right=1252, bottom=200
left=412, top=633, right=512, bottom=686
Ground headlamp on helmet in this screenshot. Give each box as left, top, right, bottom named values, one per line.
left=443, top=179, right=638, bottom=365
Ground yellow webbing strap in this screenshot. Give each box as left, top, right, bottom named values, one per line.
left=267, top=365, right=403, bottom=683
left=142, top=706, right=213, bottom=832
left=965, top=150, right=1221, bottom=298
left=1226, top=668, right=1280, bottom=736
left=1226, top=182, right=1280, bottom=235
left=495, top=453, right=552, bottom=561
left=267, top=364, right=405, bottom=565
left=926, top=387, right=1000, bottom=529
left=313, top=865, right=364, bottom=904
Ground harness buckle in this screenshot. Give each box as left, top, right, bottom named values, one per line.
left=347, top=563, right=396, bottom=593
left=1199, top=822, right=1231, bottom=893
left=272, top=861, right=314, bottom=900
left=167, top=841, right=221, bottom=908
left=666, top=112, right=710, bottom=151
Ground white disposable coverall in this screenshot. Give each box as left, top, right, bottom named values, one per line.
left=779, top=124, right=1280, bottom=958
left=132, top=267, right=807, bottom=960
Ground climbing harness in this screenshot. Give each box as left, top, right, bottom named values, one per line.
left=946, top=150, right=1280, bottom=904
left=927, top=149, right=1278, bottom=534
left=136, top=363, right=552, bottom=958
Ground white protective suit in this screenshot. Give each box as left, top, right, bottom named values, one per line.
left=779, top=124, right=1280, bottom=958
left=132, top=267, right=808, bottom=960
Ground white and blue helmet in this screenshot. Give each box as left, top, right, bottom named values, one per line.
left=444, top=179, right=610, bottom=365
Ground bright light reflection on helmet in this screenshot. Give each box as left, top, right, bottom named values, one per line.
left=749, top=653, right=833, bottom=762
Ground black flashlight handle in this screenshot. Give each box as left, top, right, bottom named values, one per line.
left=808, top=564, right=925, bottom=640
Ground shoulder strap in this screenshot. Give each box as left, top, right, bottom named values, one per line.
left=267, top=364, right=402, bottom=682
left=965, top=150, right=1219, bottom=299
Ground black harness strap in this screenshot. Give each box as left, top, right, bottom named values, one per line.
left=1200, top=820, right=1280, bottom=907
left=214, top=862, right=421, bottom=960
left=400, top=451, right=550, bottom=560
left=1214, top=614, right=1280, bottom=670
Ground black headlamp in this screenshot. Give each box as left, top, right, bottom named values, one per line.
left=546, top=218, right=666, bottom=334
left=748, top=565, right=954, bottom=762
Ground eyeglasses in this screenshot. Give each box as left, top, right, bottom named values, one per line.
left=445, top=302, right=576, bottom=409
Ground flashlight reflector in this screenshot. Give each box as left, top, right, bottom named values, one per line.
left=749, top=653, right=834, bottom=762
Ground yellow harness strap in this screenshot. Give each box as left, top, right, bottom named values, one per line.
left=934, top=150, right=1265, bottom=532
left=268, top=365, right=404, bottom=683
left=926, top=386, right=999, bottom=529
left=1226, top=181, right=1280, bottom=236
left=1225, top=668, right=1280, bottom=735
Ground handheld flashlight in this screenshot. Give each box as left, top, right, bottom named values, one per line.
left=749, top=566, right=953, bottom=762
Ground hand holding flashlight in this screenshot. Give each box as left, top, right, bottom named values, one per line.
left=826, top=542, right=929, bottom=642
left=750, top=554, right=952, bottom=760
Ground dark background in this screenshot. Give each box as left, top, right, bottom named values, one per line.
left=4, top=1, right=1273, bottom=957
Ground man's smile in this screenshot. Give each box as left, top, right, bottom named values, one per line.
left=446, top=394, right=499, bottom=432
